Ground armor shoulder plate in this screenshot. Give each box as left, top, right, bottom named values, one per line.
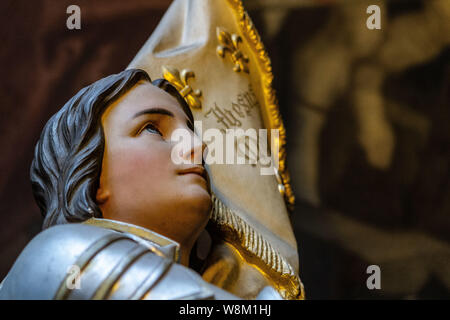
left=0, top=223, right=237, bottom=300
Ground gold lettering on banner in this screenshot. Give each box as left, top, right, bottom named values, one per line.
left=204, top=84, right=259, bottom=130
left=205, top=84, right=260, bottom=162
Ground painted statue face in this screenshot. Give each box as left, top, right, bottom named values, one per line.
left=96, top=80, right=210, bottom=251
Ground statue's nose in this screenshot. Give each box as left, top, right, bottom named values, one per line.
left=178, top=131, right=207, bottom=165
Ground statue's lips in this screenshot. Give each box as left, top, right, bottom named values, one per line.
left=177, top=166, right=208, bottom=181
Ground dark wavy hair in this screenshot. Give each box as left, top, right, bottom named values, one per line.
left=30, top=69, right=193, bottom=229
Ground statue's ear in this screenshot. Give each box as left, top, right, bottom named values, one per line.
left=96, top=187, right=110, bottom=205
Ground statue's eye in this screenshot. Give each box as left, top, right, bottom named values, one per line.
left=143, top=123, right=162, bottom=136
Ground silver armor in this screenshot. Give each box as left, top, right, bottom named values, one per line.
left=0, top=219, right=281, bottom=300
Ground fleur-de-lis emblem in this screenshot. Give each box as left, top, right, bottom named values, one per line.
left=216, top=27, right=249, bottom=73
left=162, top=66, right=202, bottom=109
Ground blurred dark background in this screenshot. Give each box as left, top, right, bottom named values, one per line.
left=0, top=0, right=449, bottom=299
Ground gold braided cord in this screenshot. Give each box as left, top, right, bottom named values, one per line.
left=227, top=0, right=295, bottom=210
left=210, top=193, right=305, bottom=300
